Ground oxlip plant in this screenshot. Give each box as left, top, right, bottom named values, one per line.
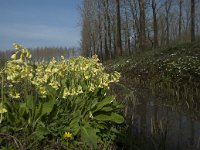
left=0, top=43, right=124, bottom=149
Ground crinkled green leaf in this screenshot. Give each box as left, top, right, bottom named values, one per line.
left=94, top=112, right=124, bottom=124
left=81, top=124, right=98, bottom=149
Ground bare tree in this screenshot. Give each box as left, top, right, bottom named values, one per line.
left=128, top=0, right=140, bottom=50
left=81, top=0, right=93, bottom=57
left=116, top=0, right=122, bottom=56
left=191, top=0, right=195, bottom=42
left=123, top=0, right=131, bottom=54
left=164, top=0, right=172, bottom=46
left=152, top=0, right=159, bottom=48
left=103, top=0, right=109, bottom=59
left=138, top=0, right=146, bottom=50
left=179, top=0, right=183, bottom=40
left=79, top=0, right=200, bottom=60
left=97, top=0, right=104, bottom=60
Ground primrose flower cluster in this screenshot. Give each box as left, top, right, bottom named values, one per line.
left=4, top=43, right=120, bottom=99
left=5, top=43, right=33, bottom=82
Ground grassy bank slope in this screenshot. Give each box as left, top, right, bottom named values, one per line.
left=106, top=42, right=200, bottom=88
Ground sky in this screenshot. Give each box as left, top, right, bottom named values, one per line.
left=0, top=0, right=82, bottom=51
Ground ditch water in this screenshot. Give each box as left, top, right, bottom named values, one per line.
left=114, top=78, right=200, bottom=150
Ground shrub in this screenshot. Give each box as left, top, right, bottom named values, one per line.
left=0, top=43, right=124, bottom=149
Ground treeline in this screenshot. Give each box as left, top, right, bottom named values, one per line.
left=80, top=0, right=200, bottom=61
left=29, top=47, right=80, bottom=61
left=0, top=47, right=80, bottom=65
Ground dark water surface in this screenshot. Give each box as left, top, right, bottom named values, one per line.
left=114, top=80, right=200, bottom=150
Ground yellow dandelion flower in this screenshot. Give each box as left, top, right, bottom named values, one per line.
left=64, top=132, right=72, bottom=138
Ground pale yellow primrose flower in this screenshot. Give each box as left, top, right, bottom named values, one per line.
left=0, top=104, right=7, bottom=114
left=4, top=43, right=120, bottom=99
left=9, top=90, right=20, bottom=99
left=0, top=104, right=7, bottom=123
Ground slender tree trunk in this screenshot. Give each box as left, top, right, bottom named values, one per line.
left=91, top=33, right=96, bottom=56
left=97, top=0, right=103, bottom=61
left=179, top=0, right=183, bottom=40
left=152, top=0, right=158, bottom=48
left=124, top=0, right=131, bottom=54
left=107, top=4, right=112, bottom=59
left=191, top=0, right=195, bottom=42
left=138, top=0, right=146, bottom=50
left=164, top=0, right=172, bottom=46
left=99, top=33, right=103, bottom=61
left=129, top=0, right=139, bottom=50
left=113, top=21, right=117, bottom=58
left=104, top=0, right=109, bottom=60
left=165, top=0, right=171, bottom=46
left=116, top=0, right=122, bottom=56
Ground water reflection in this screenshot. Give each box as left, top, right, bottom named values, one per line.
left=114, top=82, right=200, bottom=150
